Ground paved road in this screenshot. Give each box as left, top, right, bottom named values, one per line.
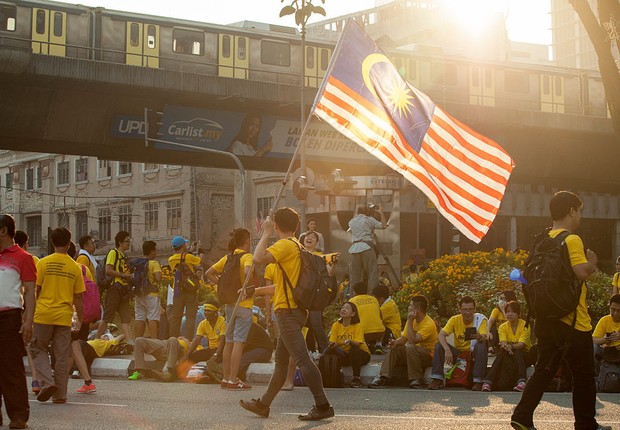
left=24, top=378, right=619, bottom=429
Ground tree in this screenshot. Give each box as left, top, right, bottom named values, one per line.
left=279, top=0, right=326, bottom=29
left=570, top=0, right=620, bottom=138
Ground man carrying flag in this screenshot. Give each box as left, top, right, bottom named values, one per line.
left=311, top=19, right=514, bottom=244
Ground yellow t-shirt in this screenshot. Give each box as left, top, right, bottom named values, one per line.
left=263, top=263, right=276, bottom=283
left=380, top=298, right=401, bottom=339
left=403, top=314, right=439, bottom=354
left=146, top=259, right=162, bottom=297
left=32, top=254, right=40, bottom=265
left=196, top=315, right=226, bottom=349
left=498, top=319, right=532, bottom=351
left=87, top=338, right=119, bottom=357
left=267, top=238, right=302, bottom=311
left=211, top=249, right=253, bottom=309
left=76, top=254, right=95, bottom=280
left=442, top=314, right=488, bottom=352
left=106, top=248, right=128, bottom=285
left=34, top=253, right=86, bottom=326
left=77, top=262, right=95, bottom=282
left=349, top=294, right=384, bottom=334
left=613, top=273, right=619, bottom=291
left=490, top=307, right=507, bottom=326
left=329, top=320, right=370, bottom=355
left=169, top=252, right=201, bottom=272
left=549, top=230, right=591, bottom=332
left=593, top=315, right=620, bottom=348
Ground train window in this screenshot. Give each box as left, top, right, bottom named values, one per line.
left=221, top=35, right=231, bottom=58
left=147, top=25, right=156, bottom=49
left=554, top=76, right=563, bottom=96
left=35, top=9, right=46, bottom=35
left=484, top=68, right=493, bottom=88
left=542, top=75, right=550, bottom=95
left=306, top=46, right=314, bottom=69
left=471, top=66, right=480, bottom=87
left=504, top=71, right=529, bottom=94
left=320, top=49, right=329, bottom=71
left=173, top=28, right=204, bottom=56
left=52, top=12, right=63, bottom=37
left=261, top=40, right=290, bottom=67
left=408, top=59, right=417, bottom=81
left=431, top=62, right=457, bottom=85
left=238, top=37, right=246, bottom=60
left=0, top=5, right=16, bottom=31
left=129, top=23, right=139, bottom=47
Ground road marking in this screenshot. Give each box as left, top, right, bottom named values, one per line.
left=29, top=400, right=127, bottom=407
left=282, top=413, right=619, bottom=424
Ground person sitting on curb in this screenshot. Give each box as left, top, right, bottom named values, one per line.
left=482, top=301, right=533, bottom=392
left=593, top=294, right=620, bottom=377
left=349, top=281, right=385, bottom=354
left=185, top=301, right=226, bottom=364
left=369, top=294, right=438, bottom=389
left=487, top=290, right=518, bottom=355
left=429, top=296, right=489, bottom=391
left=128, top=336, right=190, bottom=382
left=372, top=284, right=401, bottom=346
left=325, top=301, right=371, bottom=388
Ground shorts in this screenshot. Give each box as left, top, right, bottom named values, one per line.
left=134, top=294, right=161, bottom=321
left=102, top=283, right=132, bottom=323
left=224, top=304, right=252, bottom=343
left=79, top=340, right=99, bottom=369
left=71, top=322, right=90, bottom=342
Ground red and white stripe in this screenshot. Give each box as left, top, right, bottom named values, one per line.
left=314, top=76, right=514, bottom=243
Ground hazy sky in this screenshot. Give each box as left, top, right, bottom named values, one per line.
left=52, top=0, right=552, bottom=45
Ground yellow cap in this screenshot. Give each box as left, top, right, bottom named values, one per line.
left=204, top=304, right=218, bottom=312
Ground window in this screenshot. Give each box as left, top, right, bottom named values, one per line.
left=75, top=158, right=88, bottom=182
left=0, top=5, right=16, bottom=32
left=98, top=208, right=111, bottom=241
left=118, top=205, right=132, bottom=235
left=166, top=199, right=182, bottom=233
left=36, top=166, right=42, bottom=189
left=554, top=76, right=563, bottom=96
left=542, top=75, right=550, bottom=95
left=431, top=62, right=457, bottom=85
left=98, top=160, right=111, bottom=179
left=173, top=28, right=204, bottom=55
left=76, top=210, right=88, bottom=239
left=261, top=40, right=290, bottom=67
left=257, top=196, right=275, bottom=219
left=306, top=46, right=314, bottom=69
left=222, top=35, right=231, bottom=58
left=52, top=12, right=63, bottom=37
left=35, top=9, right=45, bottom=35
left=25, top=168, right=35, bottom=191
left=320, top=48, right=329, bottom=71
left=144, top=202, right=159, bottom=231
left=237, top=36, right=246, bottom=60
left=57, top=212, right=69, bottom=229
left=130, top=23, right=140, bottom=47
left=57, top=161, right=69, bottom=186
left=5, top=173, right=12, bottom=190
left=146, top=25, right=156, bottom=49
left=143, top=162, right=158, bottom=172
left=118, top=161, right=132, bottom=176
left=505, top=71, right=529, bottom=94
left=26, top=216, right=42, bottom=247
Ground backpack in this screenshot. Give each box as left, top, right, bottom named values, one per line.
left=80, top=265, right=102, bottom=323
left=127, top=257, right=157, bottom=296
left=318, top=350, right=344, bottom=388
left=445, top=350, right=472, bottom=388
left=278, top=239, right=337, bottom=311
left=217, top=252, right=248, bottom=305
left=174, top=253, right=200, bottom=294
left=522, top=229, right=582, bottom=323
left=597, top=360, right=620, bottom=393
left=95, top=249, right=119, bottom=292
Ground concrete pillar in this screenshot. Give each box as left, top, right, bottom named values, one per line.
left=510, top=216, right=517, bottom=251
left=614, top=220, right=620, bottom=261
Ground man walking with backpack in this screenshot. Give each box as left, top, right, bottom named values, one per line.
left=132, top=241, right=162, bottom=339
left=239, top=208, right=334, bottom=421
left=511, top=191, right=610, bottom=430
left=168, top=236, right=201, bottom=339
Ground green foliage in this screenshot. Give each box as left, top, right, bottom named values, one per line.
left=587, top=270, right=613, bottom=326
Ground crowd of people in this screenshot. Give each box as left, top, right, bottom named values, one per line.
left=0, top=190, right=619, bottom=429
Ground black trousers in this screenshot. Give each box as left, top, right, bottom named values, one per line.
left=0, top=309, right=29, bottom=422
left=511, top=319, right=598, bottom=430
left=168, top=290, right=198, bottom=339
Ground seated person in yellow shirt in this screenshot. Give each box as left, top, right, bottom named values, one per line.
left=372, top=284, right=402, bottom=346
left=487, top=290, right=518, bottom=354
left=482, top=301, right=533, bottom=392
left=369, top=294, right=438, bottom=389
left=185, top=302, right=226, bottom=364
left=349, top=282, right=385, bottom=354
left=593, top=294, right=620, bottom=376
left=326, top=302, right=371, bottom=388
left=429, top=296, right=489, bottom=391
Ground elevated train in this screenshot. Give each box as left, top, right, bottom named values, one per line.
left=0, top=0, right=611, bottom=119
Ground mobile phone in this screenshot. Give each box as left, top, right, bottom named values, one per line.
left=606, top=332, right=613, bottom=337
left=323, top=253, right=339, bottom=264
left=464, top=327, right=477, bottom=341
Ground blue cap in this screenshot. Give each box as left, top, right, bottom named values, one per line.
left=171, top=236, right=189, bottom=248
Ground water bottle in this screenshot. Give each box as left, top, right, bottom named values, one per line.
left=445, top=362, right=458, bottom=379
left=71, top=311, right=79, bottom=332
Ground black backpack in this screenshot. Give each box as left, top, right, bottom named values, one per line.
left=522, top=229, right=582, bottom=323
left=127, top=257, right=156, bottom=296
left=217, top=252, right=248, bottom=305
left=278, top=239, right=337, bottom=311
left=95, top=249, right=118, bottom=292
left=318, top=350, right=344, bottom=388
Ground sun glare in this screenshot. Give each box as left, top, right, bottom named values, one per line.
left=441, top=0, right=507, bottom=36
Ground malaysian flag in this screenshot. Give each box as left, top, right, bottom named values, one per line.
left=311, top=20, right=514, bottom=243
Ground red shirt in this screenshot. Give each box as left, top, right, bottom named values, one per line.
left=0, top=244, right=37, bottom=311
